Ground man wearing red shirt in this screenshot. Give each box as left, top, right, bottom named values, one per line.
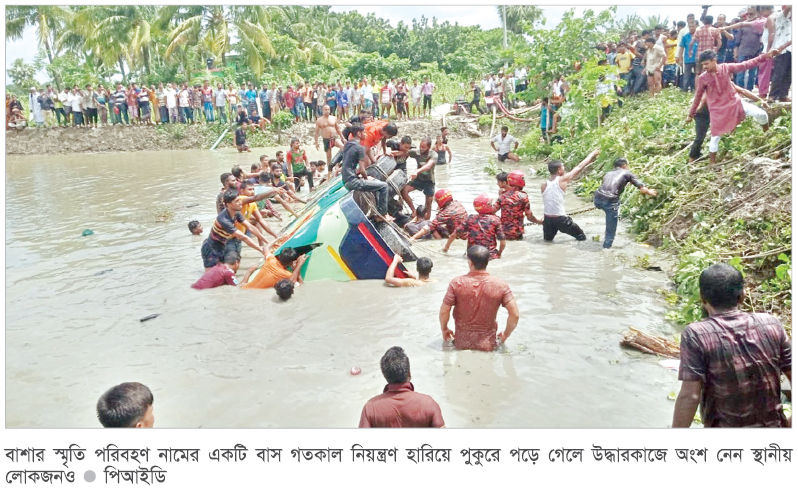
left=359, top=346, right=445, bottom=428
left=192, top=251, right=240, bottom=289
left=439, top=245, right=519, bottom=352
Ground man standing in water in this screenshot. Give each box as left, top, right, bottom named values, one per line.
left=314, top=104, right=345, bottom=169
left=490, top=126, right=520, bottom=162
left=593, top=158, right=657, bottom=249
left=409, top=188, right=467, bottom=240
left=385, top=254, right=434, bottom=287
left=672, top=263, right=791, bottom=427
left=443, top=194, right=505, bottom=259
left=492, top=170, right=543, bottom=240
left=359, top=346, right=445, bottom=428
left=401, top=136, right=438, bottom=220
left=201, top=190, right=268, bottom=270
left=541, top=149, right=601, bottom=242
left=439, top=245, right=519, bottom=351
left=686, top=48, right=782, bottom=165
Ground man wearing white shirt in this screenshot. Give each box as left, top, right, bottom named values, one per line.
left=59, top=87, right=72, bottom=126
left=69, top=86, right=84, bottom=127
left=165, top=83, right=178, bottom=123
left=409, top=80, right=421, bottom=119
left=216, top=83, right=228, bottom=123
left=490, top=126, right=520, bottom=162
left=514, top=66, right=528, bottom=92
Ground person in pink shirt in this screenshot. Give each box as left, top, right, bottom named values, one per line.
left=421, top=77, right=435, bottom=118
left=686, top=47, right=783, bottom=164
left=191, top=251, right=240, bottom=289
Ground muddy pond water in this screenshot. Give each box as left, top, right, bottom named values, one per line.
left=5, top=138, right=681, bottom=428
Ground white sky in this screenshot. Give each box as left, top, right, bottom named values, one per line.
left=5, top=4, right=750, bottom=85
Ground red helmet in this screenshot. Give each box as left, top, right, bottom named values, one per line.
left=507, top=170, right=526, bottom=188
left=434, top=188, right=453, bottom=208
left=473, top=193, right=495, bottom=214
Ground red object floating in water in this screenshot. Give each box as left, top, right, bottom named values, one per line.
left=350, top=367, right=361, bottom=375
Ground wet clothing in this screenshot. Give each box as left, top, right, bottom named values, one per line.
left=409, top=149, right=435, bottom=183
left=430, top=200, right=468, bottom=237
left=455, top=214, right=505, bottom=259
left=542, top=215, right=585, bottom=242
left=443, top=270, right=514, bottom=351
left=434, top=145, right=447, bottom=164
left=491, top=133, right=517, bottom=156
left=594, top=168, right=645, bottom=202
left=210, top=209, right=245, bottom=243
left=342, top=139, right=388, bottom=215
left=542, top=177, right=567, bottom=216
left=405, top=219, right=433, bottom=239
left=679, top=310, right=791, bottom=427
left=241, top=255, right=292, bottom=290
left=359, top=382, right=445, bottom=428
left=341, top=139, right=366, bottom=184
left=235, top=128, right=247, bottom=146
left=192, top=263, right=237, bottom=289
left=362, top=120, right=389, bottom=151
left=494, top=190, right=530, bottom=240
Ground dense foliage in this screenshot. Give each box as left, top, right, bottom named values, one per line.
left=518, top=89, right=792, bottom=332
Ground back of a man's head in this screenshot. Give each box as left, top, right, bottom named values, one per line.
left=699, top=263, right=744, bottom=309
left=416, top=257, right=433, bottom=276
left=380, top=346, right=410, bottom=384
left=274, top=279, right=294, bottom=300
left=467, top=245, right=490, bottom=271
left=96, top=382, right=154, bottom=428
left=277, top=247, right=299, bottom=267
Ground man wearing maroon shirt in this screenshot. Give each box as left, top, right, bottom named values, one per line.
left=191, top=251, right=241, bottom=290
left=439, top=245, right=519, bottom=352
left=673, top=263, right=792, bottom=428
left=359, top=346, right=445, bottom=428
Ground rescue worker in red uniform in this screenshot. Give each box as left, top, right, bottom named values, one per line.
left=409, top=188, right=468, bottom=240
left=492, top=170, right=543, bottom=240
left=443, top=193, right=506, bottom=259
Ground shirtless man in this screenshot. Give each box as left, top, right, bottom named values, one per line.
left=314, top=104, right=345, bottom=169
left=384, top=254, right=435, bottom=287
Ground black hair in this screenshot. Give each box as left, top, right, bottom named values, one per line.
left=416, top=205, right=426, bottom=216
left=699, top=263, right=744, bottom=309
left=670, top=29, right=678, bottom=36
left=380, top=346, right=410, bottom=384
left=96, top=382, right=153, bottom=428
left=641, top=29, right=652, bottom=36
left=542, top=96, right=549, bottom=104
left=277, top=247, right=299, bottom=267
left=703, top=15, right=714, bottom=25
left=698, top=50, right=717, bottom=63
left=223, top=251, right=240, bottom=265
left=416, top=257, right=433, bottom=276
left=655, top=24, right=664, bottom=30
left=614, top=157, right=629, bottom=168
left=400, top=135, right=412, bottom=145
left=384, top=123, right=398, bottom=136
left=259, top=171, right=271, bottom=183
left=259, top=154, right=268, bottom=161
left=386, top=139, right=400, bottom=151
left=274, top=279, right=294, bottom=300
left=677, top=20, right=686, bottom=28
left=220, top=172, right=233, bottom=185
left=548, top=160, right=564, bottom=175
left=251, top=163, right=260, bottom=172
left=239, top=179, right=252, bottom=189
left=188, top=220, right=201, bottom=233
left=276, top=150, right=284, bottom=157
left=350, top=123, right=365, bottom=137
left=496, top=171, right=508, bottom=183
left=222, top=189, right=240, bottom=204
left=501, top=125, right=509, bottom=132
left=231, top=166, right=244, bottom=179
left=467, top=245, right=490, bottom=271
left=645, top=37, right=656, bottom=44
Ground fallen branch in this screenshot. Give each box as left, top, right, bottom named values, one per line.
left=621, top=327, right=680, bottom=359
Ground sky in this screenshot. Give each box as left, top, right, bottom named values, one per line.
left=5, top=4, right=749, bottom=85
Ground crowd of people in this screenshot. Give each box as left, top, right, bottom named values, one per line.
left=24, top=5, right=785, bottom=430
left=7, top=76, right=443, bottom=130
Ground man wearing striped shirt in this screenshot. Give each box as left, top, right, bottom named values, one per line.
left=200, top=190, right=268, bottom=270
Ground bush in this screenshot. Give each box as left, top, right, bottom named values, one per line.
left=271, top=110, right=294, bottom=129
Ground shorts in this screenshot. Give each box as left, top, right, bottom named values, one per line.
left=423, top=94, right=432, bottom=110
left=201, top=238, right=226, bottom=269
left=396, top=102, right=406, bottom=114
left=323, top=137, right=336, bottom=152
left=250, top=115, right=260, bottom=123
left=498, top=153, right=509, bottom=162
left=407, top=179, right=435, bottom=197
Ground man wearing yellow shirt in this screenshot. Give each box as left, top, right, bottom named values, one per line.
left=231, top=181, right=278, bottom=254
left=615, top=44, right=635, bottom=95
left=663, top=29, right=679, bottom=87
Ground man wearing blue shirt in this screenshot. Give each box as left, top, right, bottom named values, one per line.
left=677, top=22, right=699, bottom=91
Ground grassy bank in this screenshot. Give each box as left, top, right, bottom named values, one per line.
left=517, top=89, right=792, bottom=333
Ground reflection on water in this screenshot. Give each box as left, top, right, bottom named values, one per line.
left=5, top=140, right=679, bottom=428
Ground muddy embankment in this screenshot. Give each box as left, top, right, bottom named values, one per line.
left=4, top=113, right=488, bottom=156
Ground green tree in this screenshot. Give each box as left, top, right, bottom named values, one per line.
left=497, top=5, right=545, bottom=34
left=5, top=5, right=72, bottom=89
left=638, top=15, right=670, bottom=32
left=8, top=58, right=39, bottom=90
